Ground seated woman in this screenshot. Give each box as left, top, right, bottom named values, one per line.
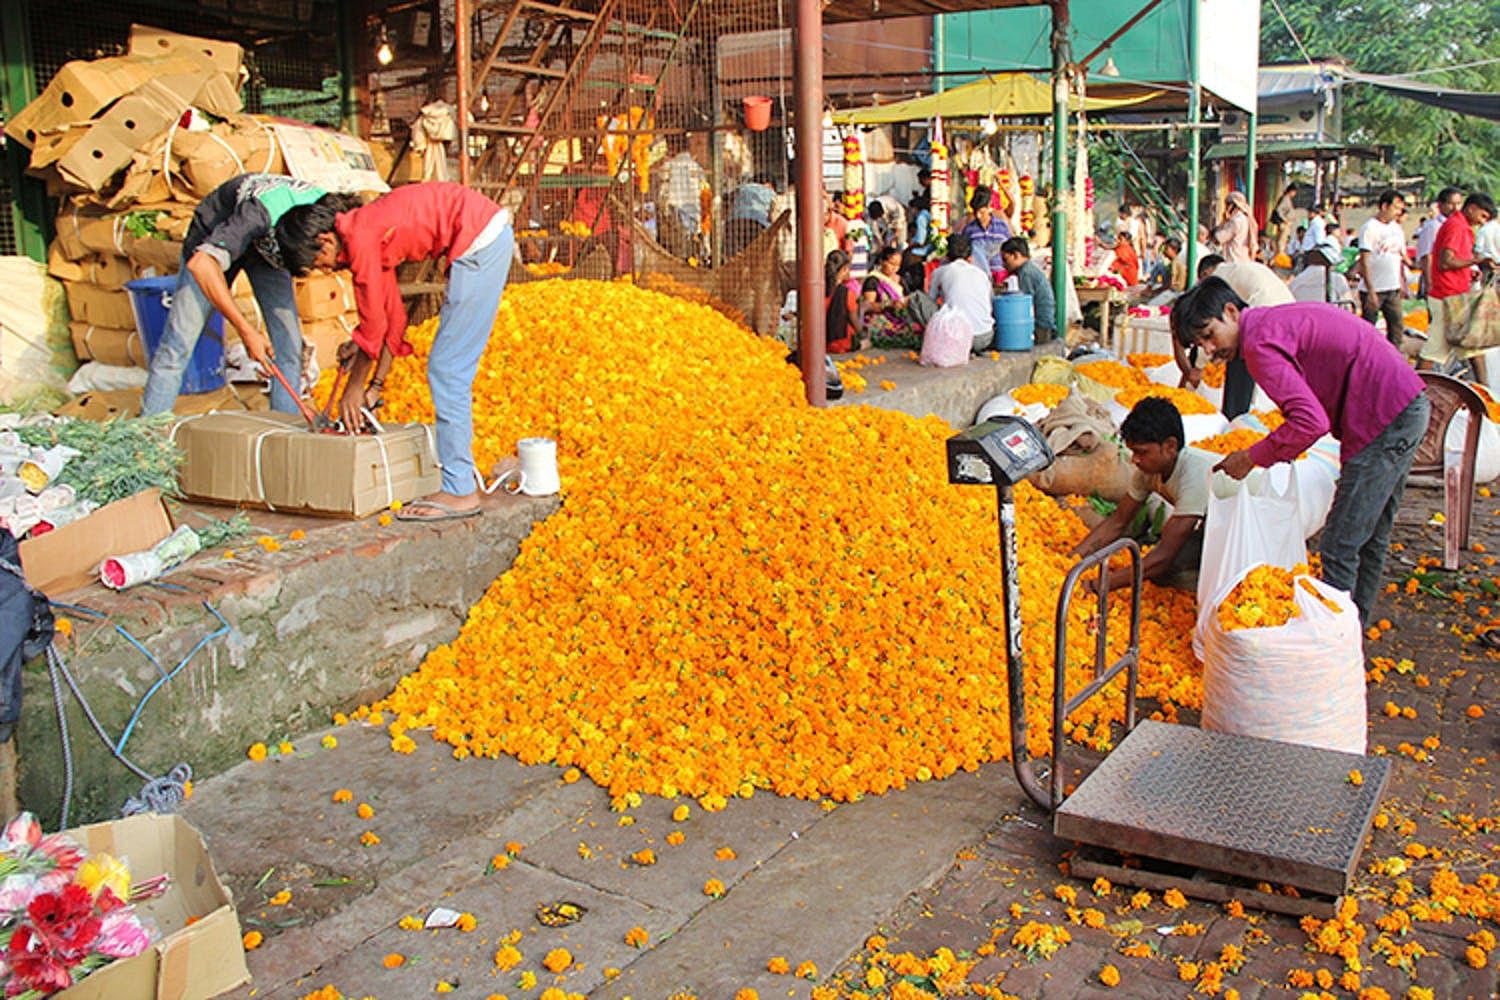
left=825, top=249, right=861, bottom=353
left=858, top=246, right=923, bottom=347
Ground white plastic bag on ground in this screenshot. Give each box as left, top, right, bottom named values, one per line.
left=1200, top=568, right=1366, bottom=754
left=1444, top=410, right=1500, bottom=484
left=975, top=392, right=1051, bottom=426
left=66, top=361, right=149, bottom=393
left=920, top=303, right=973, bottom=368
left=1196, top=469, right=1308, bottom=660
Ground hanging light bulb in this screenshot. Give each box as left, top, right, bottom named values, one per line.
left=821, top=109, right=834, bottom=130
left=375, top=24, right=394, bottom=67
left=1099, top=55, right=1120, bottom=78
left=982, top=115, right=998, bottom=136
left=479, top=91, right=491, bottom=114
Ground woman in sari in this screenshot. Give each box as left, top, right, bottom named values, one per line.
left=858, top=246, right=922, bottom=346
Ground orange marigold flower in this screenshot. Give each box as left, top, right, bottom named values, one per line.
left=1468, top=704, right=1485, bottom=718
left=672, top=804, right=691, bottom=822
left=767, top=956, right=791, bottom=974
left=247, top=742, right=268, bottom=762
left=543, top=948, right=572, bottom=973
left=494, top=945, right=522, bottom=970
left=456, top=912, right=477, bottom=932
left=704, top=878, right=726, bottom=898
left=1099, top=963, right=1121, bottom=987
left=715, top=846, right=737, bottom=861
left=383, top=952, right=405, bottom=968
left=356, top=802, right=375, bottom=820
left=794, top=960, right=817, bottom=980
left=268, top=890, right=292, bottom=906
left=625, top=925, right=649, bottom=947
left=631, top=848, right=656, bottom=866
left=666, top=830, right=685, bottom=846
left=360, top=831, right=380, bottom=846
left=242, top=930, right=263, bottom=951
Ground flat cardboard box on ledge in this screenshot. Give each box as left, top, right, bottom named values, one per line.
left=173, top=410, right=442, bottom=518
left=54, top=813, right=249, bottom=1000
left=18, top=488, right=174, bottom=598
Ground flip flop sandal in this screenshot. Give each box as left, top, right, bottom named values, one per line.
left=1476, top=629, right=1500, bottom=651
left=394, top=499, right=482, bottom=522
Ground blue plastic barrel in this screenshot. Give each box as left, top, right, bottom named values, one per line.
left=126, top=275, right=226, bottom=395
left=993, top=292, right=1035, bottom=351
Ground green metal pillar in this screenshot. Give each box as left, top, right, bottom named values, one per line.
left=935, top=14, right=946, bottom=95
left=1184, top=0, right=1202, bottom=283
left=337, top=0, right=359, bottom=136
left=0, top=0, right=48, bottom=261
left=1050, top=0, right=1070, bottom=336
left=1245, top=110, right=1257, bottom=237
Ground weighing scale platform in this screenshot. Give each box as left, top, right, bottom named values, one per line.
left=1054, top=721, right=1390, bottom=898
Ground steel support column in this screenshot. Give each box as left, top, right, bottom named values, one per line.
left=794, top=0, right=826, bottom=405
left=1245, top=110, right=1257, bottom=230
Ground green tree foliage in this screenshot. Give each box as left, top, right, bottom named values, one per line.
left=1260, top=0, right=1500, bottom=195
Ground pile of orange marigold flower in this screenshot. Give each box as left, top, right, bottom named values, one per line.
left=1009, top=383, right=1071, bottom=408
left=1074, top=360, right=1148, bottom=389
left=1113, top=384, right=1219, bottom=416
left=360, top=280, right=1202, bottom=805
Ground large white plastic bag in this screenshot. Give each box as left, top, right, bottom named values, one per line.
left=1195, top=469, right=1307, bottom=660
left=920, top=303, right=973, bottom=368
left=1444, top=409, right=1500, bottom=484
left=975, top=391, right=1051, bottom=426
left=1201, top=570, right=1366, bottom=754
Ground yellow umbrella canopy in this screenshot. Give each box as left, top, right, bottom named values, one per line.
left=831, top=72, right=1160, bottom=124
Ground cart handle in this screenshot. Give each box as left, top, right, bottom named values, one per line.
left=1009, top=537, right=1143, bottom=813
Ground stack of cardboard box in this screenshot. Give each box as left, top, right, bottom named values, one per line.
left=12, top=25, right=365, bottom=395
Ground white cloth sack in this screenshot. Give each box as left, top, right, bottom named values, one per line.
left=1195, top=468, right=1308, bottom=660
left=920, top=303, right=973, bottom=368
left=1200, top=568, right=1366, bottom=754
left=976, top=391, right=1051, bottom=426
left=66, top=361, right=149, bottom=393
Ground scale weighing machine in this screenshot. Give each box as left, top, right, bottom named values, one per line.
left=946, top=417, right=1389, bottom=915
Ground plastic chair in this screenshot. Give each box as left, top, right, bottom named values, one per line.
left=1412, top=371, right=1487, bottom=569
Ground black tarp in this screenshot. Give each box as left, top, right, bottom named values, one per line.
left=1345, top=71, right=1500, bottom=122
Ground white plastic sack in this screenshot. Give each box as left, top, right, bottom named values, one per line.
left=1444, top=410, right=1500, bottom=484
left=1195, top=469, right=1308, bottom=660
left=1145, top=360, right=1180, bottom=387
left=1182, top=412, right=1231, bottom=445
left=1201, top=569, right=1366, bottom=754
left=920, top=303, right=973, bottom=368
left=0, top=256, right=76, bottom=405
left=975, top=392, right=1051, bottom=426
left=66, top=361, right=149, bottom=393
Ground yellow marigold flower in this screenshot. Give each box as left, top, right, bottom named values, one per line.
left=1099, top=963, right=1120, bottom=987
left=1091, top=877, right=1112, bottom=897
left=242, top=930, right=263, bottom=951
left=767, top=956, right=790, bottom=974
left=666, top=830, right=685, bottom=846
left=631, top=848, right=655, bottom=866
left=383, top=953, right=405, bottom=968
left=704, top=878, right=726, bottom=898
left=269, top=889, right=292, bottom=906
left=1130, top=890, right=1152, bottom=910
left=332, top=788, right=353, bottom=803
left=277, top=740, right=294, bottom=755
left=734, top=991, right=758, bottom=1000
left=794, top=960, right=817, bottom=979
left=332, top=712, right=349, bottom=726
left=360, top=831, right=380, bottom=846
left=625, top=926, right=649, bottom=947
left=247, top=742, right=268, bottom=762
left=494, top=945, right=522, bottom=970
left=517, top=971, right=537, bottom=990
left=55, top=617, right=73, bottom=637
left=1054, top=884, right=1077, bottom=905
left=865, top=967, right=886, bottom=989
left=435, top=982, right=454, bottom=993
left=1347, top=769, right=1363, bottom=786
left=399, top=915, right=423, bottom=930
left=1177, top=961, right=1199, bottom=981
left=542, top=948, right=572, bottom=973
left=356, top=803, right=375, bottom=820
left=321, top=735, right=338, bottom=749
left=456, top=912, right=477, bottom=932
left=562, top=767, right=581, bottom=784
left=1163, top=888, right=1188, bottom=909
left=715, top=846, right=736, bottom=861
left=672, top=804, right=691, bottom=822
left=1465, top=945, right=1488, bottom=969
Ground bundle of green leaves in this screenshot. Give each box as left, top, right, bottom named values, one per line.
left=15, top=414, right=181, bottom=506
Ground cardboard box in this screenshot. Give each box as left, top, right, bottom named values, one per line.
left=302, top=314, right=356, bottom=368
left=294, top=270, right=356, bottom=321
left=129, top=25, right=244, bottom=81
left=172, top=118, right=281, bottom=201
left=71, top=321, right=148, bottom=367
left=56, top=75, right=207, bottom=191
left=65, top=281, right=138, bottom=329
left=174, top=411, right=441, bottom=517
left=5, top=54, right=207, bottom=147
left=19, top=488, right=172, bottom=597
left=51, top=252, right=134, bottom=289
left=126, top=236, right=184, bottom=276
left=51, top=813, right=250, bottom=1000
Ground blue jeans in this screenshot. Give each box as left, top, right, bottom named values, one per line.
left=429, top=224, right=514, bottom=495
left=141, top=259, right=303, bottom=415
left=1319, top=393, right=1430, bottom=626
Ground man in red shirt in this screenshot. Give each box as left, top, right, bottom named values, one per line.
left=277, top=182, right=515, bottom=521
left=1420, top=192, right=1496, bottom=379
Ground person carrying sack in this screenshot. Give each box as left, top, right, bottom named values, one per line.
left=1174, top=281, right=1429, bottom=627
left=1422, top=192, right=1497, bottom=378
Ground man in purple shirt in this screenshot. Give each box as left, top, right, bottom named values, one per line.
left=1174, top=278, right=1430, bottom=626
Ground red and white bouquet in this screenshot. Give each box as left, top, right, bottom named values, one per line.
left=0, top=813, right=165, bottom=998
